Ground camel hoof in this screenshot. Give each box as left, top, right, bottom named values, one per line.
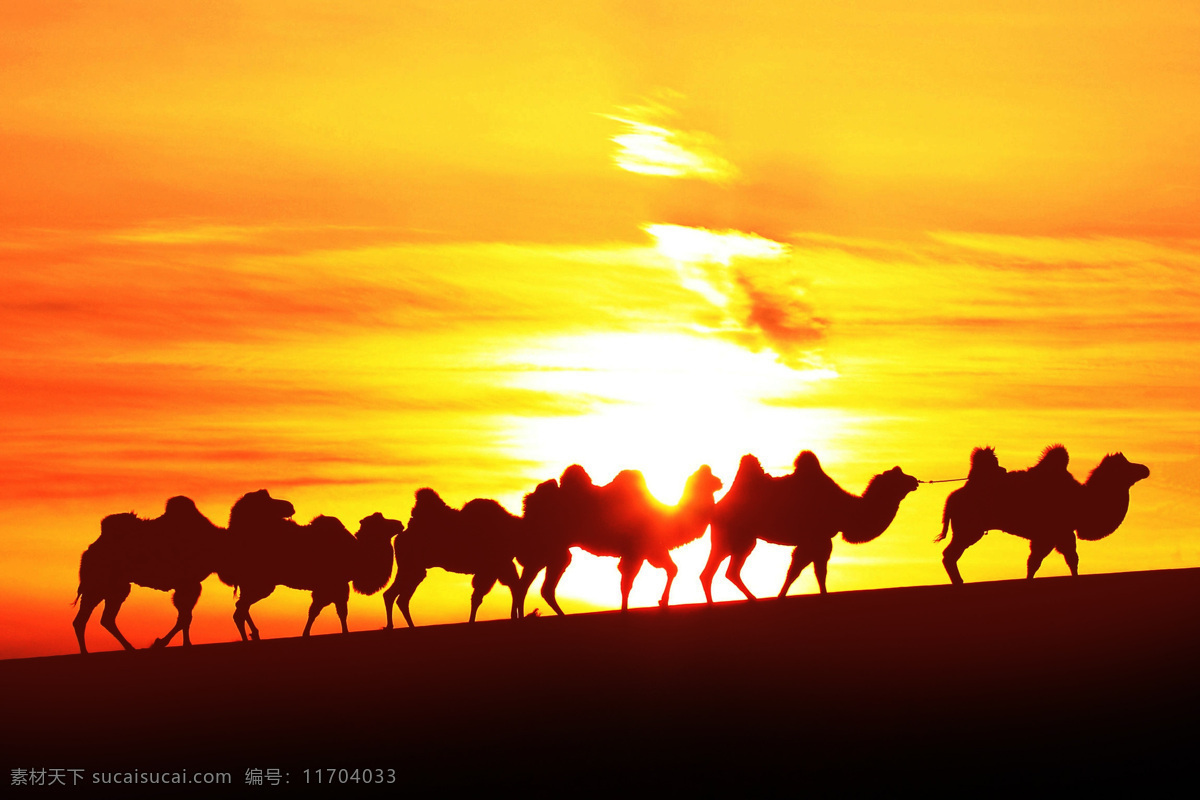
left=150, top=638, right=167, bottom=649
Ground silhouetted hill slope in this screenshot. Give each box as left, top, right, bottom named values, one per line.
left=5, top=569, right=1198, bottom=792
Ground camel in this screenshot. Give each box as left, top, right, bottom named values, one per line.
left=937, top=445, right=1150, bottom=584
left=382, top=488, right=527, bottom=627
left=220, top=490, right=401, bottom=640
left=73, top=495, right=227, bottom=654
left=700, top=452, right=920, bottom=602
left=518, top=464, right=724, bottom=613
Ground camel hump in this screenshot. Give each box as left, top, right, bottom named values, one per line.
left=736, top=454, right=766, bottom=480
left=722, top=454, right=769, bottom=507
left=611, top=469, right=648, bottom=494
left=164, top=496, right=200, bottom=517
left=463, top=497, right=507, bottom=518
left=560, top=464, right=594, bottom=492
left=793, top=450, right=823, bottom=476
left=607, top=470, right=656, bottom=508
left=792, top=451, right=836, bottom=490
left=100, top=512, right=140, bottom=537
left=1034, top=444, right=1069, bottom=472
left=412, top=488, right=450, bottom=516
left=968, top=447, right=1004, bottom=477
left=523, top=478, right=559, bottom=516
left=308, top=515, right=349, bottom=535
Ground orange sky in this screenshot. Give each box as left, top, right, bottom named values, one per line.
left=3, top=1, right=1199, bottom=658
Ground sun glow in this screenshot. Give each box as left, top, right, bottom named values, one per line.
left=646, top=224, right=789, bottom=267
left=500, top=330, right=849, bottom=608
left=503, top=331, right=841, bottom=500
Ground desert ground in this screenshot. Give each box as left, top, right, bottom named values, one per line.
left=4, top=569, right=1197, bottom=794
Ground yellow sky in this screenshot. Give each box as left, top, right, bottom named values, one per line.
left=2, top=1, right=1198, bottom=657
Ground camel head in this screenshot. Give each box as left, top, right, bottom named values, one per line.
left=869, top=467, right=921, bottom=501
left=353, top=512, right=404, bottom=595
left=841, top=467, right=920, bottom=544
left=358, top=511, right=405, bottom=542
left=1087, top=452, right=1150, bottom=489
left=1076, top=453, right=1149, bottom=542
left=229, top=489, right=295, bottom=527
left=684, top=464, right=724, bottom=502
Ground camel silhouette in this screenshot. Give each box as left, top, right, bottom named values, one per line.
left=937, top=445, right=1150, bottom=583
left=220, top=490, right=401, bottom=640
left=72, top=496, right=227, bottom=654
left=518, top=464, right=723, bottom=613
left=381, top=488, right=525, bottom=627
left=700, top=452, right=920, bottom=601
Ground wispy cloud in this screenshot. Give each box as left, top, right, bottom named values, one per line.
left=645, top=224, right=830, bottom=369
left=606, top=98, right=739, bottom=183
left=761, top=231, right=1200, bottom=419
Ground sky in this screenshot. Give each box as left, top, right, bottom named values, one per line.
left=3, top=1, right=1198, bottom=658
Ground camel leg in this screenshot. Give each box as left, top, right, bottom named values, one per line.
left=942, top=527, right=985, bottom=585
left=1057, top=535, right=1080, bottom=577
left=699, top=538, right=729, bottom=604
left=1026, top=539, right=1055, bottom=579
left=470, top=573, right=497, bottom=623
left=303, top=595, right=328, bottom=637
left=72, top=593, right=104, bottom=655
left=540, top=551, right=572, bottom=616
left=382, top=575, right=400, bottom=629
left=98, top=585, right=135, bottom=651
left=512, top=562, right=542, bottom=619
left=812, top=539, right=835, bottom=595
left=647, top=551, right=678, bottom=608
left=618, top=556, right=644, bottom=612
left=334, top=584, right=350, bottom=634
left=234, top=584, right=273, bottom=642
left=725, top=546, right=757, bottom=601
left=383, top=568, right=425, bottom=629
left=498, top=561, right=522, bottom=620
left=304, top=586, right=337, bottom=637
left=779, top=547, right=814, bottom=598
left=153, top=582, right=202, bottom=648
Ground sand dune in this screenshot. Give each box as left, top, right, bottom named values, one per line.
left=4, top=569, right=1197, bottom=792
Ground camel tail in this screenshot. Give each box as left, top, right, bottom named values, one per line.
left=935, top=500, right=951, bottom=543
left=71, top=588, right=81, bottom=607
